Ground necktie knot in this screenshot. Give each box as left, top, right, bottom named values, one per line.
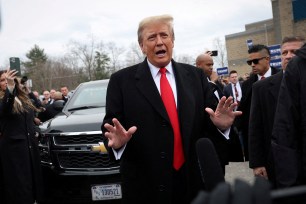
left=160, top=67, right=166, bottom=74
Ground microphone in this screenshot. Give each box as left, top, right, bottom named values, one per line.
left=271, top=185, right=306, bottom=204
left=196, top=138, right=225, bottom=191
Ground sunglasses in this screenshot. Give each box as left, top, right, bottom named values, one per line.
left=246, top=57, right=268, bottom=66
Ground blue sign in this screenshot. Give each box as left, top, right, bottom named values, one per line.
left=292, top=0, right=306, bottom=22
left=217, top=67, right=228, bottom=76
left=268, top=44, right=281, bottom=69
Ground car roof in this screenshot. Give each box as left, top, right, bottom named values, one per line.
left=80, top=79, right=109, bottom=86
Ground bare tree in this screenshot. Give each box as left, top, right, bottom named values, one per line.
left=212, top=37, right=228, bottom=68
left=174, top=54, right=195, bottom=65
left=125, top=42, right=145, bottom=67
left=30, top=57, right=81, bottom=92
left=65, top=35, right=106, bottom=81
left=106, top=42, right=125, bottom=72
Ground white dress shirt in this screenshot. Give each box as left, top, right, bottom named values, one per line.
left=231, top=82, right=242, bottom=102
left=257, top=67, right=272, bottom=80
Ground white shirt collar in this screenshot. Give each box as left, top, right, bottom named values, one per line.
left=147, top=59, right=173, bottom=77
left=257, top=67, right=272, bottom=80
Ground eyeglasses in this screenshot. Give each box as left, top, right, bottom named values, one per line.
left=246, top=57, right=268, bottom=66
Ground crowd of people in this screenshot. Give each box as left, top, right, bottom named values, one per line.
left=1, top=13, right=305, bottom=204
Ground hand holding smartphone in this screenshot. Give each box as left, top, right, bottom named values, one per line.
left=9, top=57, right=21, bottom=76
left=205, top=50, right=218, bottom=56
left=211, top=50, right=218, bottom=56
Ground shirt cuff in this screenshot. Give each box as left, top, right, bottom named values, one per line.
left=112, top=144, right=127, bottom=160
left=218, top=128, right=231, bottom=140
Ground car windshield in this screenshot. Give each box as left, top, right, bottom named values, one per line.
left=64, top=81, right=108, bottom=112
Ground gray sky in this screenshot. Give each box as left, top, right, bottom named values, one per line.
left=0, top=0, right=272, bottom=67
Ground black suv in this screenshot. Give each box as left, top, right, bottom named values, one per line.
left=38, top=79, right=121, bottom=203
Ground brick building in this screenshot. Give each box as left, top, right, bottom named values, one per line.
left=225, top=0, right=306, bottom=76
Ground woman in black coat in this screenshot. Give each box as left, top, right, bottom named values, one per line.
left=0, top=69, right=43, bottom=204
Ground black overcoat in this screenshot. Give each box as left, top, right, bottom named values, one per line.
left=102, top=59, right=228, bottom=204
left=249, top=71, right=283, bottom=186
left=0, top=89, right=43, bottom=204
left=272, top=44, right=306, bottom=187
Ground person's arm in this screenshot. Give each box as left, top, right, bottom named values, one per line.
left=0, top=89, right=14, bottom=116
left=0, top=69, right=18, bottom=116
left=248, top=83, right=266, bottom=177
left=272, top=59, right=301, bottom=187
left=205, top=96, right=242, bottom=131
left=28, top=91, right=43, bottom=108
left=103, top=118, right=136, bottom=150
left=101, top=74, right=137, bottom=158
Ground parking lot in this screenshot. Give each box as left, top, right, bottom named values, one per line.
left=225, top=162, right=254, bottom=185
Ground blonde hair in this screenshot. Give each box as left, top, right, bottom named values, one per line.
left=53, top=91, right=63, bottom=100
left=137, top=14, right=175, bottom=44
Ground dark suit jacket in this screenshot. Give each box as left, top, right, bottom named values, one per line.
left=223, top=82, right=242, bottom=100
left=208, top=81, right=244, bottom=165
left=38, top=102, right=62, bottom=122
left=236, top=67, right=280, bottom=161
left=102, top=59, right=227, bottom=203
left=249, top=71, right=283, bottom=186
left=272, top=44, right=306, bottom=187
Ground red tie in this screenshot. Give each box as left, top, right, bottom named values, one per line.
left=234, top=83, right=239, bottom=103
left=159, top=68, right=185, bottom=170
left=261, top=76, right=265, bottom=80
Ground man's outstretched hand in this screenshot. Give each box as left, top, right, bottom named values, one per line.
left=205, top=96, right=242, bottom=131
left=103, top=118, right=137, bottom=149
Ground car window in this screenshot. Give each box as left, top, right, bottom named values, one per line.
left=65, top=82, right=108, bottom=110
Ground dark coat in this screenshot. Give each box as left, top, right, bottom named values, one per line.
left=236, top=67, right=280, bottom=161
left=272, top=44, right=306, bottom=188
left=249, top=71, right=283, bottom=186
left=38, top=101, right=63, bottom=122
left=0, top=89, right=43, bottom=204
left=208, top=81, right=244, bottom=165
left=102, top=59, right=228, bottom=204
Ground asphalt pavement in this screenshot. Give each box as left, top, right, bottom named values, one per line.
left=225, top=161, right=254, bottom=185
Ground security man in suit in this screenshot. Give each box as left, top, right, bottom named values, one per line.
left=236, top=44, right=280, bottom=161
left=272, top=40, right=306, bottom=188
left=249, top=36, right=305, bottom=188
left=196, top=54, right=243, bottom=174
left=223, top=70, right=242, bottom=106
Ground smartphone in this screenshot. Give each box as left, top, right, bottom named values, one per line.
left=211, top=50, right=218, bottom=56
left=9, top=57, right=21, bottom=76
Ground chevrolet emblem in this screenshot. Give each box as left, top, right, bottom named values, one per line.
left=91, top=142, right=108, bottom=154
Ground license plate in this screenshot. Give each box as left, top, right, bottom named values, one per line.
left=91, top=184, right=122, bottom=201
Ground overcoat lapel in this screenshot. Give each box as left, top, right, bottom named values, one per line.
left=269, top=71, right=283, bottom=101
left=134, top=60, right=169, bottom=122
left=172, top=61, right=195, bottom=151
left=134, top=60, right=195, bottom=150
